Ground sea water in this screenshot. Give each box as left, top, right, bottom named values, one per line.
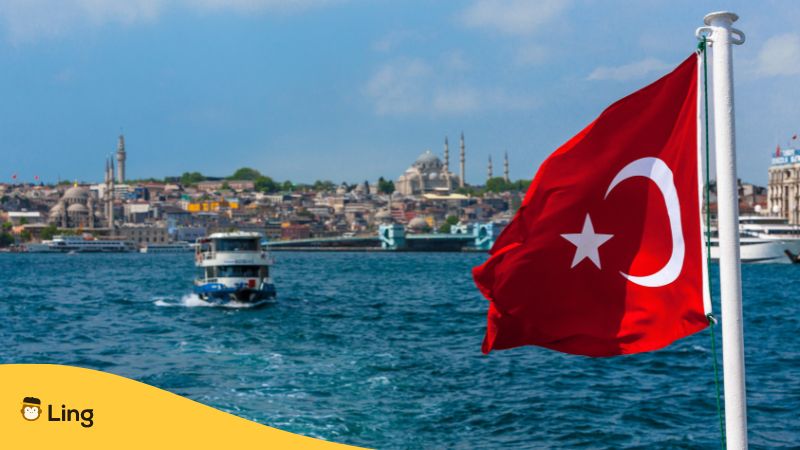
left=0, top=252, right=797, bottom=448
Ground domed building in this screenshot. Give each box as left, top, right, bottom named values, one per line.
left=49, top=185, right=103, bottom=229
left=407, top=217, right=431, bottom=233
left=396, top=150, right=458, bottom=196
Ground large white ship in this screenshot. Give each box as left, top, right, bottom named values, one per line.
left=26, top=235, right=136, bottom=253
left=139, top=242, right=194, bottom=253
left=194, top=232, right=276, bottom=303
left=708, top=215, right=800, bottom=263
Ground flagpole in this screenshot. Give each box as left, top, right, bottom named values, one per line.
left=700, top=11, right=748, bottom=449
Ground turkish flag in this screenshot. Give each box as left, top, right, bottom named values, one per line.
left=473, top=55, right=709, bottom=357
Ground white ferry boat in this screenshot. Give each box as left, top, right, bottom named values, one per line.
left=26, top=235, right=136, bottom=253
left=708, top=215, right=800, bottom=263
left=194, top=232, right=276, bottom=303
left=139, top=242, right=194, bottom=253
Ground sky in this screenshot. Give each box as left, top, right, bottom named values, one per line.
left=1, top=0, right=799, bottom=185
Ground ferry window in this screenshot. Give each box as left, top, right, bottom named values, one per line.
left=216, top=266, right=260, bottom=277
left=215, top=239, right=258, bottom=252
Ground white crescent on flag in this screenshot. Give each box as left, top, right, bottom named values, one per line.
left=605, top=157, right=685, bottom=288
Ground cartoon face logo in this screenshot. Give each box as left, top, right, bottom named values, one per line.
left=21, top=397, right=41, bottom=421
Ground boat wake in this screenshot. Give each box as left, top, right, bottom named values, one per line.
left=153, top=294, right=270, bottom=309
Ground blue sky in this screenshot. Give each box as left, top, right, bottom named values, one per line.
left=1, top=0, right=798, bottom=185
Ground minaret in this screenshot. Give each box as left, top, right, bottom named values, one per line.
left=443, top=137, right=449, bottom=173
left=503, top=151, right=510, bottom=182
left=106, top=156, right=115, bottom=228
left=487, top=155, right=493, bottom=181
left=459, top=132, right=466, bottom=187
left=116, top=134, right=126, bottom=184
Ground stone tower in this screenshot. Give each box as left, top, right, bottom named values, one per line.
left=105, top=156, right=115, bottom=228
left=504, top=151, right=510, bottom=182
left=459, top=132, right=466, bottom=188
left=487, top=155, right=493, bottom=181
left=116, top=134, right=126, bottom=184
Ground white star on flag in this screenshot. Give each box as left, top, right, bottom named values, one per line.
left=560, top=214, right=613, bottom=269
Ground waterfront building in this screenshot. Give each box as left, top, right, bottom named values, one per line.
left=174, top=226, right=206, bottom=243
left=118, top=223, right=169, bottom=244
left=768, top=146, right=800, bottom=223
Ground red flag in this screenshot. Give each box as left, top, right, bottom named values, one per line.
left=473, top=55, right=708, bottom=357
left=776, top=144, right=782, bottom=157
left=793, top=134, right=797, bottom=140
left=11, top=173, right=17, bottom=180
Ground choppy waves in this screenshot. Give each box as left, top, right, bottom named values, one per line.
left=1, top=252, right=798, bottom=448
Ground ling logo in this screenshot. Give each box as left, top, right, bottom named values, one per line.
left=20, top=396, right=94, bottom=428
left=21, top=397, right=42, bottom=421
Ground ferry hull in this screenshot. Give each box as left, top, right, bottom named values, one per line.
left=194, top=283, right=276, bottom=303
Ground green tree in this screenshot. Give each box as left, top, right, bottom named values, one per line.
left=281, top=180, right=294, bottom=192
left=221, top=181, right=231, bottom=190
left=377, top=177, right=395, bottom=194
left=485, top=177, right=512, bottom=193
left=40, top=224, right=58, bottom=240
left=19, top=230, right=31, bottom=242
left=438, top=215, right=460, bottom=233
left=313, top=180, right=336, bottom=192
left=0, top=232, right=13, bottom=247
left=229, top=167, right=262, bottom=180
left=180, top=172, right=206, bottom=186
left=1, top=221, right=11, bottom=232
left=254, top=176, right=278, bottom=193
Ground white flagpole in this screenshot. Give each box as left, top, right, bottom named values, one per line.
left=698, top=11, right=748, bottom=449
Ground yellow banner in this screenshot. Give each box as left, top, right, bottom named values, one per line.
left=0, top=364, right=360, bottom=449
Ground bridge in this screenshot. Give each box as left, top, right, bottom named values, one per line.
left=265, top=222, right=501, bottom=252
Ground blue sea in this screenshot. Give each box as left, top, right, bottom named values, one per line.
left=1, top=252, right=797, bottom=448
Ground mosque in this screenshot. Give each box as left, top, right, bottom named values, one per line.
left=395, top=133, right=510, bottom=196
left=48, top=134, right=126, bottom=229
left=396, top=134, right=464, bottom=196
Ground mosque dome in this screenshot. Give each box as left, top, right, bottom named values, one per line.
left=63, top=186, right=90, bottom=203
left=408, top=217, right=430, bottom=232
left=49, top=202, right=65, bottom=218
left=67, top=203, right=89, bottom=214
left=414, top=150, right=442, bottom=168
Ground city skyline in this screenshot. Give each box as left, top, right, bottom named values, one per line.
left=2, top=1, right=799, bottom=185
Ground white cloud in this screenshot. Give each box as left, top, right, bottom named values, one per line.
left=443, top=50, right=470, bottom=71
left=514, top=43, right=548, bottom=66
left=459, top=0, right=569, bottom=35
left=372, top=29, right=425, bottom=53
left=364, top=58, right=431, bottom=115
left=0, top=0, right=334, bottom=42
left=755, top=33, right=800, bottom=77
left=364, top=57, right=537, bottom=116
left=587, top=58, right=672, bottom=81
left=433, top=87, right=480, bottom=114
left=191, top=0, right=334, bottom=13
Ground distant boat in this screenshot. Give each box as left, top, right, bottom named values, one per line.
left=193, top=232, right=276, bottom=303
left=26, top=235, right=136, bottom=253
left=139, top=242, right=194, bottom=253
